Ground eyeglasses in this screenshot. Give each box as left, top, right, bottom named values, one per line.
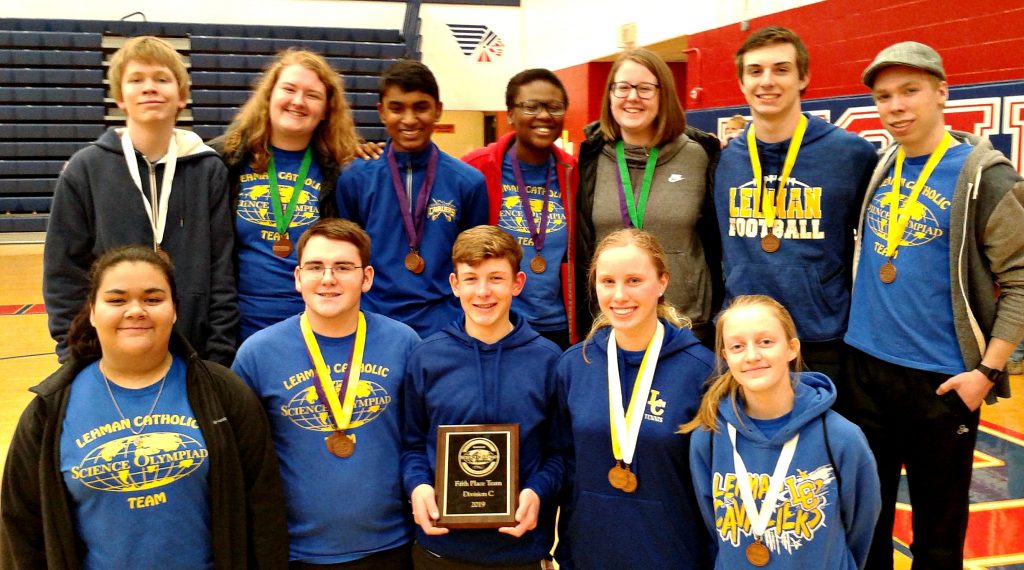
left=512, top=100, right=567, bottom=117
left=298, top=262, right=364, bottom=278
left=610, top=81, right=660, bottom=100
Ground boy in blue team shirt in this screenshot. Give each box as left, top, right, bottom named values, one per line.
left=233, top=218, right=420, bottom=568
left=402, top=226, right=565, bottom=569
left=336, top=60, right=488, bottom=338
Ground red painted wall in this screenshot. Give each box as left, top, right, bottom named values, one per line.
left=681, top=0, right=1024, bottom=110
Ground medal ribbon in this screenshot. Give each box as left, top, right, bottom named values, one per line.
left=120, top=130, right=178, bottom=250
left=267, top=147, right=313, bottom=238
left=884, top=132, right=954, bottom=258
left=746, top=114, right=807, bottom=231
left=607, top=322, right=664, bottom=465
left=510, top=146, right=554, bottom=255
left=387, top=143, right=439, bottom=252
left=300, top=311, right=366, bottom=432
left=728, top=424, right=799, bottom=540
left=614, top=141, right=660, bottom=229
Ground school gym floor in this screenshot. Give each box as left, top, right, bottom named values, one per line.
left=2, top=242, right=1021, bottom=569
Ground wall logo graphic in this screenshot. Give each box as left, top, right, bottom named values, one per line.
left=447, top=24, right=505, bottom=62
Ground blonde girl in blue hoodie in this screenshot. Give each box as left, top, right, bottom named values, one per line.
left=682, top=295, right=880, bottom=569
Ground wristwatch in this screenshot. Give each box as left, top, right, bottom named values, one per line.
left=975, top=363, right=1002, bottom=383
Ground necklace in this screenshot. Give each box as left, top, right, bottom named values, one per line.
left=102, top=370, right=169, bottom=436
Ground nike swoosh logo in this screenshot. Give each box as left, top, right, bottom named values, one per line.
left=668, top=174, right=684, bottom=183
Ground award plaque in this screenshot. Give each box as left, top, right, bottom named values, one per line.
left=434, top=423, right=519, bottom=528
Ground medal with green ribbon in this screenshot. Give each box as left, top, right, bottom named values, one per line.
left=614, top=141, right=660, bottom=229
left=300, top=311, right=366, bottom=458
left=267, top=147, right=313, bottom=258
left=747, top=114, right=808, bottom=253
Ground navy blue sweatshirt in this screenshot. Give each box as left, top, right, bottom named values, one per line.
left=554, top=323, right=714, bottom=569
left=715, top=114, right=877, bottom=341
left=401, top=314, right=565, bottom=565
left=690, top=373, right=881, bottom=570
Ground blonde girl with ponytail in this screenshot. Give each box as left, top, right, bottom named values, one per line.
left=683, top=294, right=880, bottom=570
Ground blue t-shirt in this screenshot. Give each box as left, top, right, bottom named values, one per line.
left=748, top=411, right=792, bottom=439
left=846, top=143, right=971, bottom=374
left=60, top=357, right=212, bottom=569
left=497, top=152, right=568, bottom=331
left=235, top=147, right=323, bottom=341
left=232, top=312, right=419, bottom=563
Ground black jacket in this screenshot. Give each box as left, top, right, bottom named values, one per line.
left=574, top=122, right=723, bottom=341
left=207, top=134, right=341, bottom=219
left=0, top=334, right=289, bottom=569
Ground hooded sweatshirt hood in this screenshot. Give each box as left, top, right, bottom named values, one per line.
left=99, top=127, right=217, bottom=160
left=718, top=371, right=836, bottom=446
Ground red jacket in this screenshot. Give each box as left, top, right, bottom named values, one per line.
left=462, top=132, right=580, bottom=344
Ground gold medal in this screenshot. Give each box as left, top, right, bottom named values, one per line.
left=272, top=235, right=293, bottom=258
left=745, top=538, right=770, bottom=566
left=879, top=260, right=897, bottom=284
left=530, top=255, right=547, bottom=274
left=325, top=431, right=355, bottom=458
left=404, top=251, right=425, bottom=274
left=760, top=233, right=781, bottom=253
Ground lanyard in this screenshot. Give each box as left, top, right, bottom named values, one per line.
left=300, top=311, right=366, bottom=432
left=728, top=424, right=800, bottom=540
left=121, top=130, right=177, bottom=249
left=509, top=146, right=554, bottom=255
left=267, top=147, right=313, bottom=237
left=386, top=144, right=439, bottom=251
left=606, top=322, right=664, bottom=465
left=884, top=132, right=954, bottom=258
left=614, top=141, right=660, bottom=229
left=746, top=114, right=807, bottom=228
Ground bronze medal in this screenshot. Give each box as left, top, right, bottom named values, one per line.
left=621, top=467, right=638, bottom=493
left=760, top=233, right=781, bottom=253
left=530, top=255, right=547, bottom=274
left=404, top=251, right=425, bottom=274
left=325, top=432, right=355, bottom=458
left=608, top=462, right=637, bottom=493
left=879, top=261, right=897, bottom=284
left=608, top=462, right=628, bottom=490
left=745, top=538, right=770, bottom=567
left=272, top=235, right=293, bottom=258
left=155, top=245, right=171, bottom=263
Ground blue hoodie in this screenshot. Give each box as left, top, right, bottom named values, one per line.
left=689, top=372, right=881, bottom=570
left=335, top=141, right=488, bottom=338
left=401, top=314, right=565, bottom=565
left=554, top=323, right=714, bottom=569
left=715, top=114, right=877, bottom=341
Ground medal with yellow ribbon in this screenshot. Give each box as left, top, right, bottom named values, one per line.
left=747, top=114, right=808, bottom=253
left=879, top=132, right=954, bottom=284
left=606, top=322, right=664, bottom=493
left=300, top=311, right=366, bottom=458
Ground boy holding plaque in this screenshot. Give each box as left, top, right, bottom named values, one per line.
left=402, top=226, right=565, bottom=569
left=233, top=218, right=421, bottom=567
left=336, top=60, right=488, bottom=339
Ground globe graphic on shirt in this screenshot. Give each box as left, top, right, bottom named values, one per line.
left=286, top=380, right=391, bottom=432
left=866, top=193, right=941, bottom=248
left=77, top=433, right=206, bottom=492
left=497, top=196, right=566, bottom=236
left=236, top=183, right=319, bottom=228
